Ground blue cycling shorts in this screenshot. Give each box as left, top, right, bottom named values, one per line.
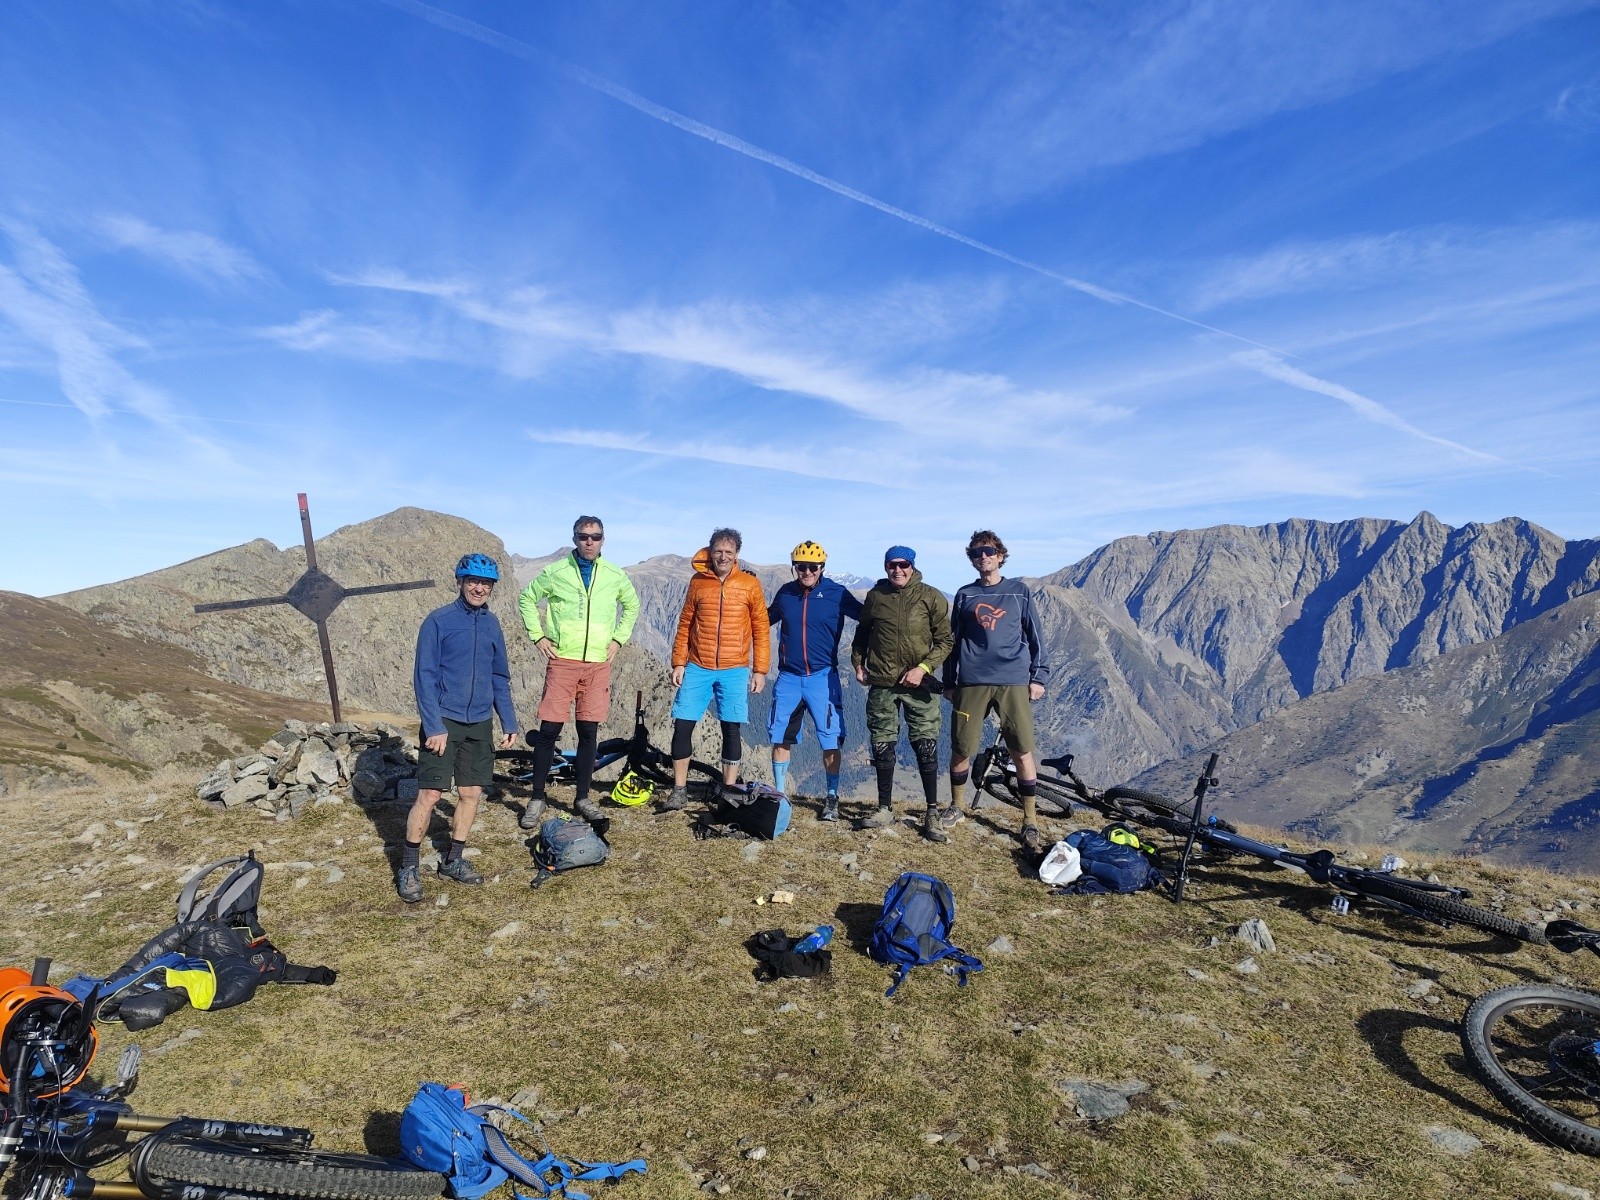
left=766, top=670, right=845, bottom=750
left=671, top=663, right=751, bottom=724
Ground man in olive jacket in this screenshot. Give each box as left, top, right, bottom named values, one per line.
left=850, top=545, right=953, bottom=840
left=517, top=515, right=640, bottom=826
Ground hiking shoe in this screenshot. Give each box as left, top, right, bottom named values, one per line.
left=657, top=787, right=689, bottom=812
left=518, top=798, right=547, bottom=830
left=575, top=797, right=605, bottom=823
left=394, top=865, right=422, bottom=903
left=937, top=804, right=965, bottom=831
left=922, top=808, right=949, bottom=843
left=438, top=856, right=484, bottom=886
left=819, top=796, right=839, bottom=822
left=860, top=806, right=895, bottom=829
left=1020, top=824, right=1044, bottom=854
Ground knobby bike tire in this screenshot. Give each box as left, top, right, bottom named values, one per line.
left=142, top=1139, right=444, bottom=1200
left=1351, top=874, right=1542, bottom=942
left=1462, top=984, right=1600, bottom=1156
left=972, top=770, right=1071, bottom=816
left=1102, top=785, right=1189, bottom=818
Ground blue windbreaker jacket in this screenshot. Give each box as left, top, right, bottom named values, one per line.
left=414, top=596, right=520, bottom=738
left=767, top=576, right=865, bottom=676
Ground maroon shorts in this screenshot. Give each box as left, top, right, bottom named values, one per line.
left=538, top=657, right=613, bottom=724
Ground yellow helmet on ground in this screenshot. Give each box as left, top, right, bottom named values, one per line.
left=791, top=541, right=827, bottom=564
left=610, top=771, right=655, bottom=807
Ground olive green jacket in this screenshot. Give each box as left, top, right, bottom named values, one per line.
left=850, top=569, right=952, bottom=686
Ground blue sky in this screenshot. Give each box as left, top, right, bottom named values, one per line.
left=2, top=0, right=1597, bottom=595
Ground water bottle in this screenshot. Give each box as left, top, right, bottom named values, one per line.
left=794, top=924, right=834, bottom=953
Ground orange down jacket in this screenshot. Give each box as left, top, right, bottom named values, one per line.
left=671, top=548, right=771, bottom=673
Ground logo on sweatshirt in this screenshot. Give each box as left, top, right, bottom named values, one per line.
left=975, top=603, right=1006, bottom=631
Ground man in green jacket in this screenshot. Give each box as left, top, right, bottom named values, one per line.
left=850, top=545, right=953, bottom=841
left=517, top=515, right=641, bottom=826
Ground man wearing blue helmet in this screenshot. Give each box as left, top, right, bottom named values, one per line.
left=400, top=552, right=520, bottom=903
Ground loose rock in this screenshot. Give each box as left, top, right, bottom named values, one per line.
left=1423, top=1126, right=1481, bottom=1156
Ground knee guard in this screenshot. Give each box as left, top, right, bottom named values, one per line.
left=531, top=720, right=563, bottom=748
left=871, top=741, right=898, bottom=770
left=911, top=738, right=939, bottom=772
left=574, top=721, right=599, bottom=749
left=720, top=721, right=742, bottom=764
left=670, top=718, right=696, bottom=761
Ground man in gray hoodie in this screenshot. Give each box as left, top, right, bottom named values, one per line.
left=941, top=530, right=1049, bottom=852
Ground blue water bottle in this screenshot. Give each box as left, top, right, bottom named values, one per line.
left=794, top=924, right=834, bottom=953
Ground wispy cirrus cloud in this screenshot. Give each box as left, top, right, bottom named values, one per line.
left=267, top=272, right=1126, bottom=437
left=1188, top=221, right=1600, bottom=311
left=96, top=214, right=263, bottom=284
left=0, top=220, right=226, bottom=450
left=528, top=428, right=905, bottom=486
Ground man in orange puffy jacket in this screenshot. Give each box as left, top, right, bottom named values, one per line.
left=660, top=527, right=771, bottom=810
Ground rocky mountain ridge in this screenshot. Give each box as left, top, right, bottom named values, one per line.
left=1130, top=589, right=1600, bottom=873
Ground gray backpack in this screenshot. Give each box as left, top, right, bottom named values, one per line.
left=529, top=816, right=609, bottom=888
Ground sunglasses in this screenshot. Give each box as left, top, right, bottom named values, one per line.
left=574, top=533, right=603, bottom=543
left=885, top=560, right=913, bottom=570
left=462, top=576, right=495, bottom=588
left=967, top=546, right=1000, bottom=559
left=792, top=562, right=822, bottom=572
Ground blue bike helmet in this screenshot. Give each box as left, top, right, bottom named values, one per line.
left=454, top=553, right=500, bottom=582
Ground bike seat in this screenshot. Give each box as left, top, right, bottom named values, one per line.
left=1040, top=754, right=1074, bottom=774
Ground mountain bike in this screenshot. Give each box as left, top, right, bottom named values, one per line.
left=1461, top=920, right=1600, bottom=1155
left=0, top=960, right=443, bottom=1200
left=973, top=746, right=1544, bottom=942
left=492, top=692, right=721, bottom=796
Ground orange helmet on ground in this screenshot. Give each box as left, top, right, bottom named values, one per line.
left=0, top=965, right=97, bottom=1098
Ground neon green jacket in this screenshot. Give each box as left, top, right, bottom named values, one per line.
left=517, top=553, right=641, bottom=663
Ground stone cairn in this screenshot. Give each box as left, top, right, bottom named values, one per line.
left=196, top=719, right=422, bottom=820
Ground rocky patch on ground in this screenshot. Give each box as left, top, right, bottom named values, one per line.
left=195, top=719, right=421, bottom=819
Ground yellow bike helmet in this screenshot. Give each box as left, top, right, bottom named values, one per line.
left=791, top=541, right=827, bottom=564
left=610, top=771, right=655, bottom=807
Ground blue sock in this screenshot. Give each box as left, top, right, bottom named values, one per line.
left=826, top=771, right=840, bottom=798
left=773, top=761, right=790, bottom=791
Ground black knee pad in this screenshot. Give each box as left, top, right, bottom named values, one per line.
left=911, top=738, right=939, bottom=772
left=871, top=741, right=898, bottom=770
left=671, top=719, right=696, bottom=761
left=574, top=721, right=599, bottom=748
left=720, top=721, right=742, bottom=764
left=530, top=720, right=562, bottom=748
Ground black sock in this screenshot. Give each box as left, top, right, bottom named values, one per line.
left=402, top=840, right=421, bottom=871
left=447, top=838, right=465, bottom=863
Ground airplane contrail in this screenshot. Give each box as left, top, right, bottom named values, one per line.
left=375, top=0, right=1289, bottom=355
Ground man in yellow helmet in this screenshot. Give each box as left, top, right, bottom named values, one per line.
left=765, top=540, right=863, bottom=821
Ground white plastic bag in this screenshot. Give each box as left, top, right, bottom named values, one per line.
left=1038, top=840, right=1082, bottom=886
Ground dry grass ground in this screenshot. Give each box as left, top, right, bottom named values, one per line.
left=6, top=766, right=1600, bottom=1200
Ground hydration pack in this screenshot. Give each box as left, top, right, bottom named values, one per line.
left=177, top=852, right=265, bottom=936
left=714, top=781, right=791, bottom=840
left=867, top=872, right=983, bottom=998
left=529, top=817, right=610, bottom=889
left=400, top=1082, right=646, bottom=1200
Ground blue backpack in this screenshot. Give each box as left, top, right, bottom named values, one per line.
left=868, top=872, right=983, bottom=998
left=1057, top=829, right=1167, bottom=895
left=399, top=1082, right=646, bottom=1200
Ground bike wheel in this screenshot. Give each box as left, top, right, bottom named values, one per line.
left=492, top=749, right=540, bottom=785
left=142, top=1139, right=444, bottom=1200
left=1352, top=874, right=1543, bottom=942
left=1102, top=785, right=1189, bottom=817
left=1462, top=984, right=1600, bottom=1155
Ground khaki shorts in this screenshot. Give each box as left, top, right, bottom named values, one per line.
left=949, top=685, right=1036, bottom=759
left=416, top=717, right=495, bottom=791
left=538, top=657, right=613, bottom=724
left=864, top=684, right=942, bottom=744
